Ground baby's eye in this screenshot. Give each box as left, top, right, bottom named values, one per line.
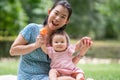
left=55, top=41, right=58, bottom=43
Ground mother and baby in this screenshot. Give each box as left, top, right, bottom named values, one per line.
left=10, top=0, right=93, bottom=80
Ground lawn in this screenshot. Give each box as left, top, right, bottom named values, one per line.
left=77, top=63, right=120, bottom=80
left=0, top=58, right=120, bottom=80
left=0, top=58, right=18, bottom=75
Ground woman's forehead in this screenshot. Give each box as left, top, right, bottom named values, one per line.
left=52, top=5, right=69, bottom=17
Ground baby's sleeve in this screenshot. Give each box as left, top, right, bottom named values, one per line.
left=68, top=45, right=76, bottom=56
left=47, top=47, right=53, bottom=59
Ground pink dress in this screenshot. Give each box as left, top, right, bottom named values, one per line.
left=47, top=45, right=84, bottom=76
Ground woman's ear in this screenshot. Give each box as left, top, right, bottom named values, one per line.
left=48, top=9, right=51, bottom=15
left=65, top=19, right=69, bottom=24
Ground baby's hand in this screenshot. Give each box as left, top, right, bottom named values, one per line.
left=76, top=37, right=93, bottom=51
left=73, top=37, right=93, bottom=64
left=80, top=37, right=93, bottom=48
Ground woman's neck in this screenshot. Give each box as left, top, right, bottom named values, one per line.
left=44, top=25, right=54, bottom=35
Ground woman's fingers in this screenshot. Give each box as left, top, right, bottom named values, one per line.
left=39, top=35, right=46, bottom=44
left=35, top=35, right=46, bottom=48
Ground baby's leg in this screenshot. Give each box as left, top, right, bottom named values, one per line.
left=76, top=73, right=85, bottom=80
left=57, top=76, right=75, bottom=80
left=49, top=69, right=60, bottom=80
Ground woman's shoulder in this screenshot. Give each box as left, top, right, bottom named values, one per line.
left=26, top=23, right=43, bottom=29
left=20, top=23, right=43, bottom=41
left=21, top=23, right=43, bottom=33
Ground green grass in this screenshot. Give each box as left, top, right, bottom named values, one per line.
left=0, top=58, right=120, bottom=80
left=0, top=59, right=18, bottom=75
left=77, top=63, right=120, bottom=80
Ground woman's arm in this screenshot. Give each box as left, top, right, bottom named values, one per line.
left=10, top=34, right=41, bottom=56
left=72, top=37, right=93, bottom=64
left=39, top=35, right=48, bottom=54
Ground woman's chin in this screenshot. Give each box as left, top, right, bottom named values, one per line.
left=49, top=24, right=56, bottom=30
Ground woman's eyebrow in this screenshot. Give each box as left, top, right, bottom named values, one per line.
left=55, top=10, right=67, bottom=17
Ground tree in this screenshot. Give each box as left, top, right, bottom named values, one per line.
left=20, top=0, right=52, bottom=23
left=0, top=0, right=27, bottom=36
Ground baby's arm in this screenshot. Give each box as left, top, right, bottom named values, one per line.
left=73, top=37, right=93, bottom=64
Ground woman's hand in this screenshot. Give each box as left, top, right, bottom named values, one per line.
left=35, top=35, right=47, bottom=49
left=73, top=37, right=93, bottom=64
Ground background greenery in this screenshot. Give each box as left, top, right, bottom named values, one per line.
left=71, top=39, right=120, bottom=59
left=0, top=0, right=120, bottom=40
left=0, top=1, right=120, bottom=79
left=0, top=0, right=120, bottom=59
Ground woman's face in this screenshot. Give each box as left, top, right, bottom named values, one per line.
left=47, top=5, right=69, bottom=30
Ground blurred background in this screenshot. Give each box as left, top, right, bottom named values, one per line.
left=0, top=0, right=120, bottom=80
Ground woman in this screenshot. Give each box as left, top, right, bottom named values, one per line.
left=10, top=0, right=92, bottom=80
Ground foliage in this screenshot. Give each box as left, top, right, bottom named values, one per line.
left=0, top=40, right=13, bottom=58
left=67, top=0, right=120, bottom=40
left=71, top=39, right=120, bottom=59
left=0, top=0, right=120, bottom=39
left=0, top=0, right=27, bottom=36
left=20, top=0, right=52, bottom=23
left=87, top=40, right=120, bottom=59
left=95, top=0, right=120, bottom=39
left=0, top=0, right=52, bottom=36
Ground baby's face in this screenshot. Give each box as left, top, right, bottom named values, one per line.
left=52, top=34, right=67, bottom=52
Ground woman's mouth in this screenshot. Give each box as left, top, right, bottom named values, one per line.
left=52, top=21, right=59, bottom=26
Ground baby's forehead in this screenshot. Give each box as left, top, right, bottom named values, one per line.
left=53, top=34, right=66, bottom=39
left=52, top=34, right=67, bottom=42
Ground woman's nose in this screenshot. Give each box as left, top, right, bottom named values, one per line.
left=55, top=16, right=60, bottom=21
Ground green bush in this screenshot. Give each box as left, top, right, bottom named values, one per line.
left=71, top=40, right=120, bottom=59
left=87, top=46, right=120, bottom=59
left=0, top=36, right=15, bottom=58
left=86, top=41, right=120, bottom=59
left=0, top=41, right=13, bottom=58
left=0, top=37, right=120, bottom=59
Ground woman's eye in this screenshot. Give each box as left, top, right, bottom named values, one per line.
left=61, top=16, right=65, bottom=19
left=54, top=12, right=58, bottom=15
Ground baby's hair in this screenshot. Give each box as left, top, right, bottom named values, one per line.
left=49, top=30, right=69, bottom=46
